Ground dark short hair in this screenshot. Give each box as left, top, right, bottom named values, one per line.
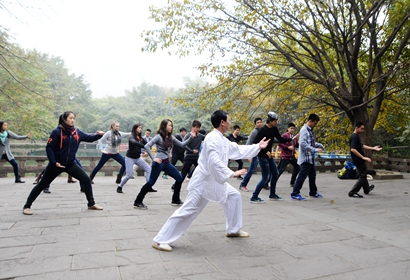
left=288, top=123, right=295, bottom=128
left=254, top=118, right=262, bottom=124
left=192, top=120, right=201, bottom=128
left=180, top=127, right=187, bottom=132
left=233, top=125, right=240, bottom=130
left=355, top=121, right=365, bottom=128
left=308, top=114, right=320, bottom=122
left=199, top=129, right=206, bottom=135
left=146, top=129, right=151, bottom=132
left=211, top=110, right=228, bottom=128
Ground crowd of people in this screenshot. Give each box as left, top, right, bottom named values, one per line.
left=1, top=109, right=381, bottom=252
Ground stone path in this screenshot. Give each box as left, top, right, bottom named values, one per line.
left=0, top=172, right=409, bottom=279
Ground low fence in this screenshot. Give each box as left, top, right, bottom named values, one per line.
left=0, top=155, right=409, bottom=178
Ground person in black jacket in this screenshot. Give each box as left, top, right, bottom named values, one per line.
left=117, top=123, right=151, bottom=193
left=348, top=121, right=382, bottom=198
left=22, top=111, right=104, bottom=215
left=227, top=125, right=248, bottom=179
left=170, top=120, right=205, bottom=190
left=250, top=112, right=295, bottom=203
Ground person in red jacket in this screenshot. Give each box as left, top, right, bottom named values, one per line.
left=23, top=111, right=104, bottom=215
left=277, top=123, right=300, bottom=188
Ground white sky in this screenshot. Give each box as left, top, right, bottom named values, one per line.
left=1, top=0, right=206, bottom=98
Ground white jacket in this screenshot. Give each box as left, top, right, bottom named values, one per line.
left=187, top=129, right=260, bottom=203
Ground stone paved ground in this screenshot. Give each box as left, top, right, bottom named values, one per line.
left=0, top=172, right=409, bottom=279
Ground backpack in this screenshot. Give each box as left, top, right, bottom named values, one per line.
left=338, top=161, right=359, bottom=179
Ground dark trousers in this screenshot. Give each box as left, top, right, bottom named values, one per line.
left=171, top=157, right=199, bottom=189
left=349, top=163, right=370, bottom=195
left=291, top=162, right=317, bottom=196
left=1, top=154, right=20, bottom=179
left=42, top=158, right=84, bottom=190
left=24, top=163, right=96, bottom=209
left=136, top=161, right=184, bottom=204
left=277, top=158, right=300, bottom=185
left=180, top=157, right=198, bottom=181
left=240, top=156, right=258, bottom=187
left=171, top=152, right=185, bottom=166
left=91, top=153, right=126, bottom=177
left=235, top=159, right=243, bottom=170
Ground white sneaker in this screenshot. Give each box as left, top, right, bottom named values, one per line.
left=152, top=242, right=172, bottom=252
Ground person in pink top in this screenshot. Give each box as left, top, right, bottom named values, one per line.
left=277, top=123, right=300, bottom=188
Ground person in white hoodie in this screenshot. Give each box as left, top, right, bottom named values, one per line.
left=151, top=110, right=270, bottom=252
left=90, top=121, right=130, bottom=185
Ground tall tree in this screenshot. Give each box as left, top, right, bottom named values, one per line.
left=142, top=0, right=410, bottom=153
left=0, top=32, right=54, bottom=136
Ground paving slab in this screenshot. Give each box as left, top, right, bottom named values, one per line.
left=0, top=172, right=409, bottom=279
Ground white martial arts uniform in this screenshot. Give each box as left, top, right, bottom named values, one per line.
left=153, top=129, right=261, bottom=245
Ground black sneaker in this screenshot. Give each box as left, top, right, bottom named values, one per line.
left=117, top=187, right=123, bottom=193
left=171, top=200, right=184, bottom=206
left=133, top=202, right=148, bottom=210
left=43, top=188, right=51, bottom=193
left=147, top=188, right=157, bottom=192
left=15, top=178, right=25, bottom=183
left=368, top=185, right=375, bottom=193
left=349, top=193, right=363, bottom=198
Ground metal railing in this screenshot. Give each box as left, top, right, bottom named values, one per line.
left=1, top=154, right=408, bottom=178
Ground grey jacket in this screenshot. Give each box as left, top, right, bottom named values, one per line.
left=145, top=134, right=192, bottom=161
left=0, top=131, right=28, bottom=160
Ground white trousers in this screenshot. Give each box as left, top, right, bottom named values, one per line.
left=119, top=157, right=151, bottom=188
left=153, top=184, right=243, bottom=245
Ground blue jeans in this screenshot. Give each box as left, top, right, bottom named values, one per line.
left=291, top=162, right=317, bottom=196
left=252, top=157, right=278, bottom=199
left=91, top=153, right=126, bottom=177
left=240, top=156, right=258, bottom=187
left=148, top=161, right=183, bottom=186
left=136, top=161, right=184, bottom=204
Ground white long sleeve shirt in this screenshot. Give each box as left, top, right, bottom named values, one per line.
left=187, top=129, right=260, bottom=203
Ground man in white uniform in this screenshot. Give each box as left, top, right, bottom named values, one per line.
left=152, top=110, right=270, bottom=252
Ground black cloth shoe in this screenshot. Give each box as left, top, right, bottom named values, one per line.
left=133, top=202, right=148, bottom=210
left=117, top=187, right=123, bottom=193
left=171, top=199, right=184, bottom=206
left=43, top=188, right=51, bottom=193
left=367, top=185, right=375, bottom=194
left=148, top=188, right=157, bottom=192
left=349, top=193, right=363, bottom=198
left=15, top=178, right=25, bottom=183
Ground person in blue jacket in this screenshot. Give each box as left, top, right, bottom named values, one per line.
left=23, top=111, right=104, bottom=215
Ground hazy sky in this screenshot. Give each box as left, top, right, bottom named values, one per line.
left=2, top=0, right=206, bottom=98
